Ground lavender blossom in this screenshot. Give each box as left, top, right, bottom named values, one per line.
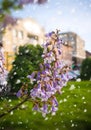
left=41, top=103, right=48, bottom=113
left=51, top=106, right=58, bottom=112
left=16, top=90, right=22, bottom=98
left=27, top=72, right=36, bottom=84
left=33, top=104, right=39, bottom=111
left=52, top=97, right=58, bottom=107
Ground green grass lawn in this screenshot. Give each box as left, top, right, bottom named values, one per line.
left=0, top=81, right=91, bottom=130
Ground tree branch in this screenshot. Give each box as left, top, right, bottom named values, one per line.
left=0, top=96, right=31, bottom=118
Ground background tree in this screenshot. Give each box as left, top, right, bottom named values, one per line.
left=8, top=44, right=43, bottom=92
left=80, top=58, right=91, bottom=80
left=0, top=0, right=47, bottom=21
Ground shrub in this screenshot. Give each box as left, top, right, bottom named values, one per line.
left=8, top=44, right=43, bottom=92
left=80, top=58, right=91, bottom=80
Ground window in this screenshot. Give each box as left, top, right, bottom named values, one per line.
left=13, top=30, right=23, bottom=39
left=27, top=34, right=38, bottom=44
left=12, top=45, right=17, bottom=52
left=13, top=29, right=17, bottom=37
left=18, top=31, right=23, bottom=39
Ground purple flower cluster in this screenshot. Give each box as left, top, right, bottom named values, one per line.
left=0, top=46, right=8, bottom=92
left=16, top=30, right=72, bottom=116
left=27, top=31, right=72, bottom=116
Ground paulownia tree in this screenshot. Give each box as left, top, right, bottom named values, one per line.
left=0, top=30, right=72, bottom=118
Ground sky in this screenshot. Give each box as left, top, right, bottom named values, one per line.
left=12, top=0, right=91, bottom=52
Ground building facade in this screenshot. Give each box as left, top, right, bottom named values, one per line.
left=60, top=32, right=86, bottom=65
left=85, top=50, right=91, bottom=58
left=0, top=17, right=86, bottom=70
left=61, top=44, right=72, bottom=65
left=1, top=16, right=45, bottom=70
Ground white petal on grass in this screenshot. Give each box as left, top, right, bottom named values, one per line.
left=77, top=116, right=80, bottom=119
left=70, top=111, right=73, bottom=115
left=67, top=112, right=69, bottom=115
left=75, top=124, right=78, bottom=127
left=71, top=123, right=75, bottom=127
left=49, top=117, right=52, bottom=120
left=51, top=112, right=56, bottom=116
left=61, top=120, right=64, bottom=123
left=60, top=113, right=63, bottom=116
left=0, top=107, right=3, bottom=110
left=33, top=112, right=37, bottom=115
left=21, top=104, right=27, bottom=109
left=63, top=125, right=66, bottom=128
left=62, top=90, right=65, bottom=93
left=10, top=111, right=13, bottom=115
left=84, top=109, right=87, bottom=112
left=78, top=86, right=80, bottom=88
left=10, top=104, right=13, bottom=107
left=83, top=101, right=86, bottom=104
left=25, top=119, right=29, bottom=123
left=11, top=121, right=14, bottom=124
left=67, top=95, right=70, bottom=98
left=42, top=113, right=46, bottom=118
left=8, top=99, right=12, bottom=102
left=63, top=98, right=67, bottom=102
left=88, top=90, right=91, bottom=93
left=18, top=121, right=23, bottom=125
left=45, top=117, right=48, bottom=120
left=74, top=94, right=78, bottom=97
left=1, top=127, right=4, bottom=130
left=59, top=100, right=63, bottom=103
left=76, top=78, right=81, bottom=82
left=54, top=122, right=57, bottom=125
left=19, top=116, right=21, bottom=119
left=69, top=84, right=75, bottom=90
left=26, top=126, right=28, bottom=129
left=70, top=120, right=73, bottom=122
left=82, top=97, right=85, bottom=100
left=56, top=128, right=59, bottom=130
left=74, top=104, right=77, bottom=107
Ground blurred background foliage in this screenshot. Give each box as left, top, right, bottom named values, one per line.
left=80, top=58, right=91, bottom=80
left=8, top=44, right=43, bottom=92
left=0, top=0, right=47, bottom=21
